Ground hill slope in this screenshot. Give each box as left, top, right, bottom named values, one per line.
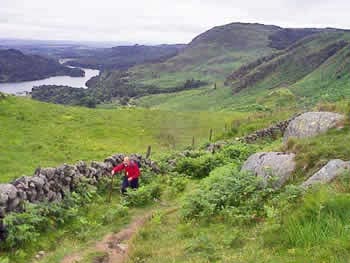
left=0, top=95, right=243, bottom=182
left=0, top=49, right=84, bottom=83
left=86, top=23, right=350, bottom=108
left=65, top=44, right=186, bottom=70
left=225, top=31, right=350, bottom=105
left=137, top=31, right=350, bottom=111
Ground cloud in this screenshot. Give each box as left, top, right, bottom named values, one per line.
left=0, top=0, right=350, bottom=43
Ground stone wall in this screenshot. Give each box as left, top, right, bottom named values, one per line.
left=206, top=113, right=303, bottom=153
left=0, top=153, right=159, bottom=221
left=242, top=113, right=302, bottom=143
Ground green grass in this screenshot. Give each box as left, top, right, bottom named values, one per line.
left=128, top=175, right=350, bottom=263
left=136, top=83, right=300, bottom=112
left=0, top=96, right=243, bottom=182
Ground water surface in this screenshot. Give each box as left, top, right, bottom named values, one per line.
left=0, top=60, right=99, bottom=95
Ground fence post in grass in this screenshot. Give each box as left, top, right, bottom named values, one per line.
left=209, top=128, right=213, bottom=142
left=192, top=136, right=195, bottom=149
left=225, top=123, right=227, bottom=132
left=146, top=145, right=152, bottom=159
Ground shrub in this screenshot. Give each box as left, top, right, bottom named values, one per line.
left=102, top=204, right=129, bottom=225
left=175, top=153, right=227, bottom=179
left=175, top=143, right=258, bottom=179
left=220, top=143, right=258, bottom=161
left=185, top=234, right=220, bottom=261
left=181, top=164, right=276, bottom=223
left=2, top=184, right=100, bottom=250
left=122, top=184, right=162, bottom=207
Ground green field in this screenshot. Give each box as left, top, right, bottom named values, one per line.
left=0, top=95, right=246, bottom=182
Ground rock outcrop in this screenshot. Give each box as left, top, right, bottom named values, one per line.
left=283, top=112, right=344, bottom=142
left=241, top=152, right=296, bottom=188
left=302, top=160, right=350, bottom=188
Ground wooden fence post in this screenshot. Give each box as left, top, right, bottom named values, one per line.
left=209, top=128, right=213, bottom=142
left=146, top=145, right=152, bottom=159
left=192, top=136, right=195, bottom=149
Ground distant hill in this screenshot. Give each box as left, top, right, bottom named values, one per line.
left=28, top=22, right=350, bottom=111
left=89, top=23, right=283, bottom=97
left=64, top=44, right=186, bottom=70
left=90, top=23, right=337, bottom=98
left=0, top=49, right=84, bottom=83
left=135, top=27, right=350, bottom=111
left=226, top=31, right=350, bottom=103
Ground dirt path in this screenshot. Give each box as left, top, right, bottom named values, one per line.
left=61, top=213, right=152, bottom=263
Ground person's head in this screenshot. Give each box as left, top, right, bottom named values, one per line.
left=123, top=156, right=130, bottom=166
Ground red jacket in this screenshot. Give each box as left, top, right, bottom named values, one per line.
left=112, top=161, right=140, bottom=180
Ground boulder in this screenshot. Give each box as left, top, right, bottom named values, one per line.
left=8, top=197, right=21, bottom=211
left=30, top=176, right=46, bottom=189
left=283, top=112, right=344, bottom=142
left=302, top=160, right=350, bottom=188
left=40, top=168, right=56, bottom=180
left=241, top=152, right=296, bottom=188
left=0, top=184, right=18, bottom=202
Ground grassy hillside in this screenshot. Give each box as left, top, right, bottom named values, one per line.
left=226, top=32, right=350, bottom=105
left=137, top=32, right=350, bottom=112
left=0, top=95, right=244, bottom=182
left=125, top=107, right=350, bottom=263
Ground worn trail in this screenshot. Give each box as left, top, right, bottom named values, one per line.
left=61, top=213, right=152, bottom=263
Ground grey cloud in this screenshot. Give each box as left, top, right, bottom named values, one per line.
left=0, top=0, right=350, bottom=43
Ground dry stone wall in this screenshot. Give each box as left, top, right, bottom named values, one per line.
left=0, top=153, right=159, bottom=217
left=242, top=113, right=302, bottom=143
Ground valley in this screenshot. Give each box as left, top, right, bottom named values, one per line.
left=1, top=18, right=350, bottom=263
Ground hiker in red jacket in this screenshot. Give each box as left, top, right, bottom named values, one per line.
left=111, top=157, right=140, bottom=194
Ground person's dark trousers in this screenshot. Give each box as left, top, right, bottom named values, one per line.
left=129, top=178, right=139, bottom=189
left=121, top=177, right=139, bottom=194
left=121, top=176, right=129, bottom=195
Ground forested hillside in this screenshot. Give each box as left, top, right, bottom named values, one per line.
left=0, top=49, right=84, bottom=83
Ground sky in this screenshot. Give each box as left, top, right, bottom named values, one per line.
left=1, top=0, right=350, bottom=44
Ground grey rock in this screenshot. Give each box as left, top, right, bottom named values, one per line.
left=284, top=112, right=344, bottom=142
left=302, top=160, right=350, bottom=188
left=30, top=176, right=46, bottom=188
left=27, top=190, right=37, bottom=202
left=17, top=190, right=27, bottom=200
left=0, top=207, right=6, bottom=218
left=8, top=197, right=21, bottom=211
left=47, top=191, right=56, bottom=202
left=0, top=184, right=18, bottom=201
left=55, top=192, right=62, bottom=202
left=40, top=168, right=56, bottom=180
left=0, top=192, right=8, bottom=206
left=242, top=152, right=296, bottom=188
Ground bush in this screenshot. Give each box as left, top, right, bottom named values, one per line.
left=220, top=144, right=258, bottom=161
left=102, top=204, right=129, bottom=225
left=122, top=184, right=162, bottom=207
left=181, top=164, right=276, bottom=223
left=175, top=143, right=258, bottom=179
left=2, top=184, right=100, bottom=250
left=175, top=153, right=227, bottom=179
